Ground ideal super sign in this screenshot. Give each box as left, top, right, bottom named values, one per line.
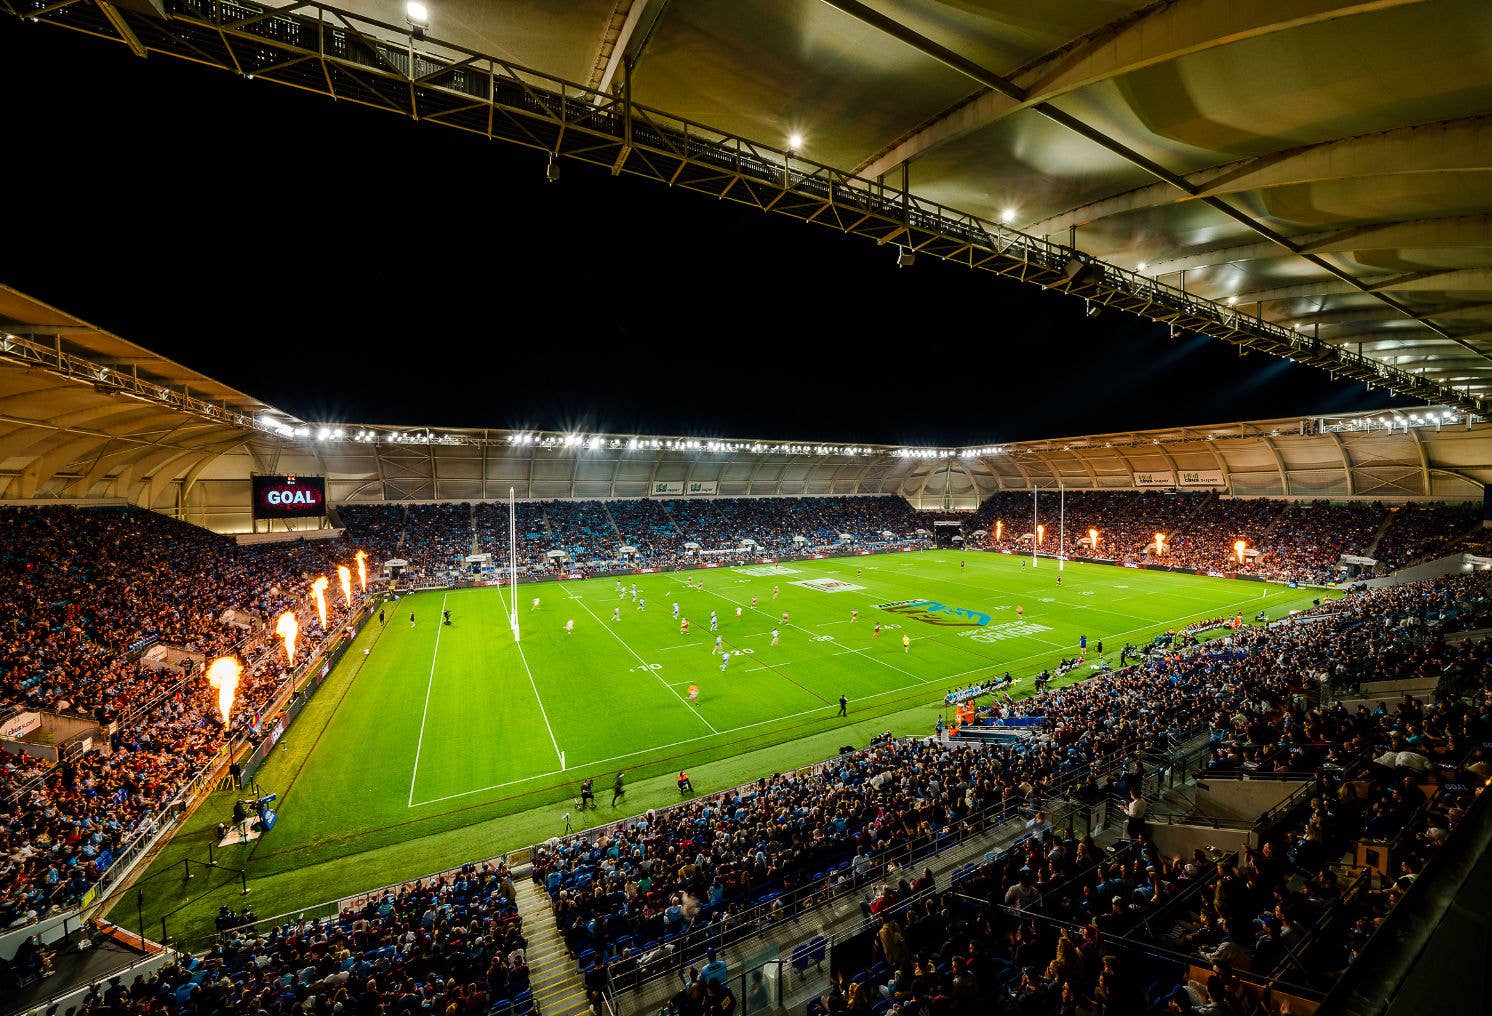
left=876, top=599, right=990, bottom=627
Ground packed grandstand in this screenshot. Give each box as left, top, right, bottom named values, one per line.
left=3, top=484, right=1490, bottom=1015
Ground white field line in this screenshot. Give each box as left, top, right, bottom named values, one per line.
left=496, top=583, right=564, bottom=769
left=409, top=656, right=997, bottom=808
left=407, top=592, right=449, bottom=807
left=409, top=558, right=1305, bottom=808
left=559, top=582, right=718, bottom=734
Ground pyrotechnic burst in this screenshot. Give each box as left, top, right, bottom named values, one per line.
left=354, top=549, right=367, bottom=591
left=1154, top=532, right=1166, bottom=556
left=1234, top=539, right=1247, bottom=565
left=1088, top=528, right=1099, bottom=553
left=995, top=520, right=1002, bottom=541
left=338, top=565, right=352, bottom=606
left=311, top=576, right=329, bottom=628
left=207, top=656, right=242, bottom=726
left=276, top=611, right=299, bottom=665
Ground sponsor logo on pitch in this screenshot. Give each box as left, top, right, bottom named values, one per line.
left=876, top=599, right=990, bottom=627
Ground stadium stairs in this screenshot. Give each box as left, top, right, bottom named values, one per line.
left=1363, top=510, right=1398, bottom=561
left=599, top=501, right=621, bottom=538
left=515, top=878, right=590, bottom=1016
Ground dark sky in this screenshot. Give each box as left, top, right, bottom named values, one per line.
left=0, top=16, right=1410, bottom=446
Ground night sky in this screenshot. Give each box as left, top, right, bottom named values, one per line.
left=0, top=15, right=1410, bottom=446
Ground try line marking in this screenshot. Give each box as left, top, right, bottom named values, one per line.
left=497, top=583, right=564, bottom=771
left=407, top=592, right=448, bottom=808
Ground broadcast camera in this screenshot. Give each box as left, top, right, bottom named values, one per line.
left=232, top=793, right=279, bottom=833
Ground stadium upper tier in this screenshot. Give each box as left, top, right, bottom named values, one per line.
left=0, top=285, right=1487, bottom=535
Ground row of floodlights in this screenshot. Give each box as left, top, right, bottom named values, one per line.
left=507, top=433, right=880, bottom=456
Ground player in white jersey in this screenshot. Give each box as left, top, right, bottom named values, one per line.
left=612, top=606, right=621, bottom=622
left=638, top=597, right=646, bottom=612
left=719, top=651, right=730, bottom=672
left=710, top=616, right=719, bottom=633
left=616, top=580, right=623, bottom=595
left=631, top=588, right=638, bottom=601
left=770, top=629, right=780, bottom=646
left=713, top=635, right=723, bottom=654
left=672, top=601, right=680, bottom=619
left=565, top=619, right=575, bottom=635
left=531, top=597, right=540, bottom=610
left=735, top=606, right=743, bottom=620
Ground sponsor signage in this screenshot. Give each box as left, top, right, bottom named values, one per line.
left=252, top=474, right=327, bottom=519
left=651, top=481, right=684, bottom=496
left=1133, top=471, right=1176, bottom=487
left=791, top=578, right=866, bottom=593
left=1178, top=469, right=1226, bottom=487
left=876, top=599, right=991, bottom=627
left=2, top=712, right=40, bottom=739
left=687, top=480, right=718, bottom=496
left=958, top=621, right=1053, bottom=643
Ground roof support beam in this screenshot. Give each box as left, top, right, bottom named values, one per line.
left=853, top=0, right=1409, bottom=180
left=1139, top=214, right=1492, bottom=276
left=593, top=0, right=671, bottom=95
left=1243, top=267, right=1492, bottom=305
left=1027, top=115, right=1492, bottom=238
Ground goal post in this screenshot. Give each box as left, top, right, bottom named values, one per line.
left=509, top=486, right=520, bottom=642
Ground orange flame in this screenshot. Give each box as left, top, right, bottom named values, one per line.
left=1154, top=532, right=1165, bottom=555
left=1088, top=528, right=1099, bottom=552
left=276, top=611, right=299, bottom=666
left=995, top=520, right=1003, bottom=541
left=338, top=565, right=352, bottom=606
left=311, top=576, right=329, bottom=629
left=207, top=656, right=242, bottom=726
left=1234, top=539, right=1247, bottom=565
left=1036, top=524, right=1045, bottom=546
left=354, top=549, right=367, bottom=591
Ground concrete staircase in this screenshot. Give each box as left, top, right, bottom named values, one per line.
left=515, top=879, right=589, bottom=1016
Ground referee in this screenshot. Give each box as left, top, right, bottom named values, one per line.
left=612, top=771, right=626, bottom=807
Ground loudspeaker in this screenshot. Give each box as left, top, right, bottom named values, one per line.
left=1063, top=257, right=1104, bottom=288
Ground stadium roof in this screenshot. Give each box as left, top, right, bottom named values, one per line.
left=1, top=282, right=1486, bottom=530
left=9, top=0, right=1492, bottom=412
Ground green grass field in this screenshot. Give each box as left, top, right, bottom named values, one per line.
left=124, top=550, right=1319, bottom=946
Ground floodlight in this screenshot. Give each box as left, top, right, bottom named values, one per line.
left=406, top=2, right=428, bottom=23
left=1084, top=300, right=1100, bottom=318
left=788, top=132, right=803, bottom=150
left=1000, top=208, right=1015, bottom=224
left=1226, top=296, right=1237, bottom=306
left=1136, top=261, right=1147, bottom=272
left=896, top=245, right=915, bottom=268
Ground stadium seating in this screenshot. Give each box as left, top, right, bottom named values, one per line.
left=540, top=569, right=1490, bottom=1012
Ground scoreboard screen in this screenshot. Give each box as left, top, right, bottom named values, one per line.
left=251, top=475, right=327, bottom=520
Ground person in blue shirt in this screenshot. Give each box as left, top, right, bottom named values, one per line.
left=700, top=946, right=728, bottom=986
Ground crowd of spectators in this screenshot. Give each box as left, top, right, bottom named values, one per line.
left=534, top=567, right=1488, bottom=1010
left=0, top=507, right=372, bottom=926
left=1373, top=502, right=1482, bottom=569
left=331, top=493, right=1480, bottom=587
left=968, top=492, right=1479, bottom=584
left=53, top=861, right=532, bottom=1016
